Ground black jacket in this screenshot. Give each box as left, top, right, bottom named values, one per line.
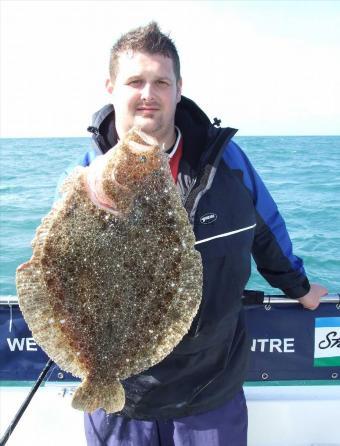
left=81, top=96, right=310, bottom=419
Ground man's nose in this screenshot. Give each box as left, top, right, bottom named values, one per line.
left=141, top=83, right=154, bottom=101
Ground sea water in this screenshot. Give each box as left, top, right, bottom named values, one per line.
left=0, top=136, right=339, bottom=298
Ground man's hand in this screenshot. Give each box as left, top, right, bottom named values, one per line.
left=298, top=283, right=328, bottom=310
left=86, top=151, right=118, bottom=212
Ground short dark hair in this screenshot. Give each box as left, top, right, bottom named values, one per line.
left=109, top=22, right=181, bottom=83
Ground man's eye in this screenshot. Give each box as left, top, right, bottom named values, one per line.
left=128, top=80, right=142, bottom=86
left=157, top=80, right=168, bottom=86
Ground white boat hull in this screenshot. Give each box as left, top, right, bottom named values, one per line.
left=1, top=384, right=340, bottom=445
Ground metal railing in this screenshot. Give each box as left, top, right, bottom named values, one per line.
left=241, top=290, right=340, bottom=306
left=1, top=293, right=339, bottom=306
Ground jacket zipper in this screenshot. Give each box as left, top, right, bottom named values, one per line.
left=183, top=128, right=236, bottom=213
left=183, top=128, right=238, bottom=337
left=183, top=178, right=197, bottom=208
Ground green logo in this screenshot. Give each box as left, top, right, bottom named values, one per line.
left=314, top=317, right=340, bottom=367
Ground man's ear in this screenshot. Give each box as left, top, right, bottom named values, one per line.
left=106, top=79, right=114, bottom=94
left=176, top=78, right=182, bottom=103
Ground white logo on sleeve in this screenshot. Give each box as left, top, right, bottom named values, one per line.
left=200, top=213, right=217, bottom=224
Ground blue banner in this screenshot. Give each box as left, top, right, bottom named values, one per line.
left=245, top=303, right=340, bottom=381
left=1, top=301, right=339, bottom=383
left=0, top=302, right=78, bottom=382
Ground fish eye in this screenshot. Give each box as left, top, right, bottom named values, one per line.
left=140, top=155, right=147, bottom=163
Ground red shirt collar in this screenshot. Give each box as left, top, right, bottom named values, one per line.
left=168, top=127, right=183, bottom=183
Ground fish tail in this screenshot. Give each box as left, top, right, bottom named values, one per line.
left=72, top=376, right=125, bottom=413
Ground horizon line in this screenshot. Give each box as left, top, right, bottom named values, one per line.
left=1, top=134, right=340, bottom=140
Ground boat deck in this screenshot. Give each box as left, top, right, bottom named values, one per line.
left=1, top=384, right=340, bottom=445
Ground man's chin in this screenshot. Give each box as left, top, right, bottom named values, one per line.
left=134, top=118, right=160, bottom=136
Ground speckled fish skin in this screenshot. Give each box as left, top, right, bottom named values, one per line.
left=16, top=128, right=203, bottom=414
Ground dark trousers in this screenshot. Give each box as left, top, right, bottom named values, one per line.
left=84, top=390, right=248, bottom=446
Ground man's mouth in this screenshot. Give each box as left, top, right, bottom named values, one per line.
left=136, top=107, right=159, bottom=111
left=136, top=103, right=160, bottom=111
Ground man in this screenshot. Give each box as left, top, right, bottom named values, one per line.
left=75, top=22, right=327, bottom=445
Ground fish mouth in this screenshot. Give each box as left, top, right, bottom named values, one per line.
left=128, top=140, right=159, bottom=154
left=125, top=128, right=162, bottom=156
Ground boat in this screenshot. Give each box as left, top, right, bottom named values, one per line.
left=1, top=293, right=339, bottom=445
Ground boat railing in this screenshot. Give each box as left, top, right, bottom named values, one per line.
left=1, top=293, right=339, bottom=306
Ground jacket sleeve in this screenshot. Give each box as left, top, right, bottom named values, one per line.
left=223, top=140, right=310, bottom=299
left=54, top=148, right=98, bottom=203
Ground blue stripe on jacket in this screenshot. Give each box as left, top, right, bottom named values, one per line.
left=81, top=149, right=97, bottom=166
left=223, top=140, right=305, bottom=276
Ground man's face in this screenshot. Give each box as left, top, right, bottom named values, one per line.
left=106, top=51, right=182, bottom=146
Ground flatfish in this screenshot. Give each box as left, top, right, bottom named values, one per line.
left=16, top=128, right=203, bottom=413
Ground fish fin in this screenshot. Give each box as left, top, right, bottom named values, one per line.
left=16, top=183, right=86, bottom=378
left=72, top=377, right=125, bottom=414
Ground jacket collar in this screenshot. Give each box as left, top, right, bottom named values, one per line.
left=87, top=95, right=237, bottom=170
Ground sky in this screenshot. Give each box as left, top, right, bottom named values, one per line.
left=1, top=0, right=340, bottom=137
